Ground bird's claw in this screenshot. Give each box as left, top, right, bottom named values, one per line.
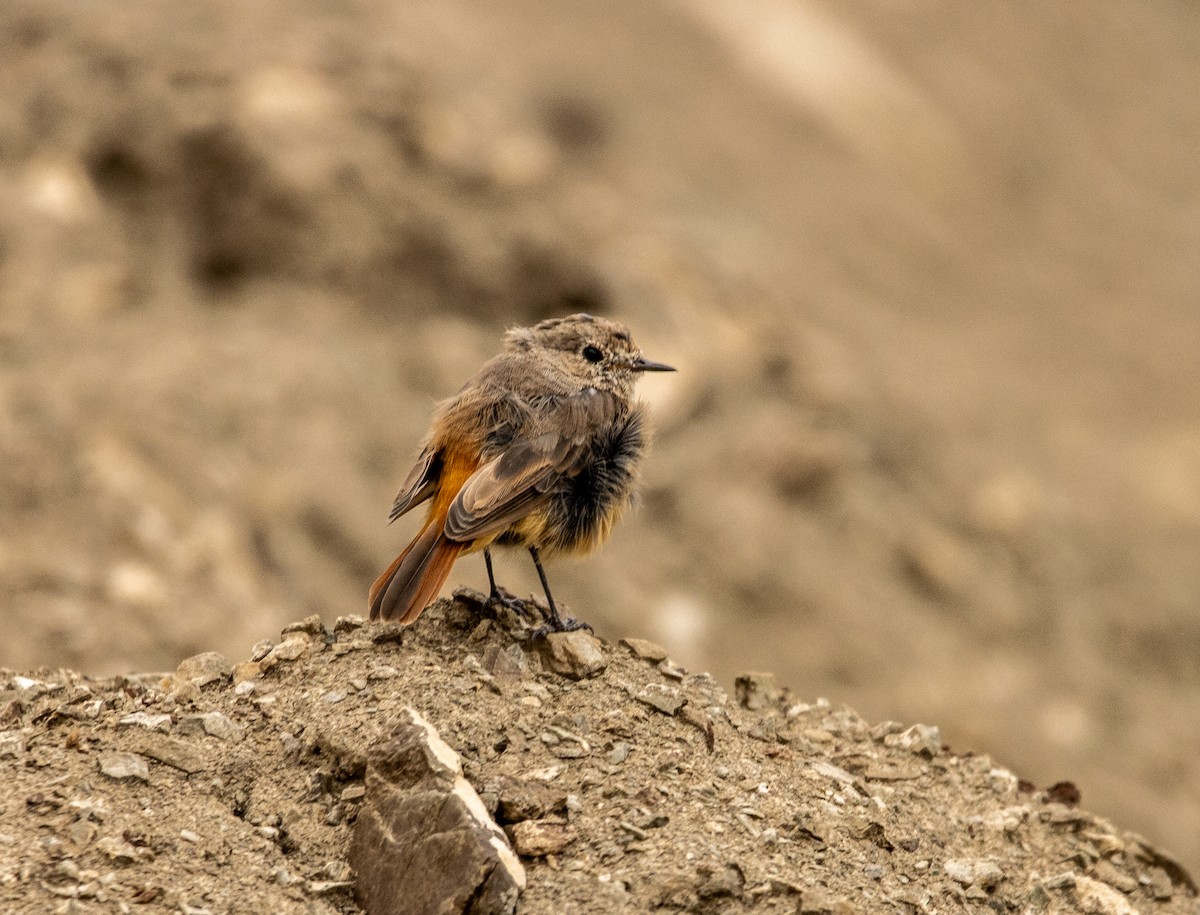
left=530, top=615, right=594, bottom=640
left=484, top=585, right=591, bottom=639
left=487, top=586, right=533, bottom=616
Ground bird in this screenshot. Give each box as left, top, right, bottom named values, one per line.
left=368, top=313, right=674, bottom=631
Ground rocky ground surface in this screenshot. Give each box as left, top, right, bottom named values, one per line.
left=1, top=596, right=1195, bottom=915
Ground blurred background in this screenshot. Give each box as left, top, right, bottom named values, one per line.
left=2, top=0, right=1198, bottom=872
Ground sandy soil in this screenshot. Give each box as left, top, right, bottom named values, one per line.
left=1, top=0, right=1199, bottom=876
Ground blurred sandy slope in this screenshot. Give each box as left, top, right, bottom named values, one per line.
left=1, top=0, right=1198, bottom=870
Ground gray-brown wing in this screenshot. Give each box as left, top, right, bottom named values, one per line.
left=443, top=388, right=623, bottom=543
left=388, top=446, right=440, bottom=522
left=442, top=432, right=581, bottom=542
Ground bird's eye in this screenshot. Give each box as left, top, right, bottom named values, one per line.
left=582, top=345, right=603, bottom=363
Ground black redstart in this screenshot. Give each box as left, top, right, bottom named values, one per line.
left=369, top=313, right=674, bottom=631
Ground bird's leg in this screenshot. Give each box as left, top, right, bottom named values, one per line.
left=484, top=548, right=528, bottom=615
left=529, top=546, right=592, bottom=635
left=484, top=547, right=500, bottom=600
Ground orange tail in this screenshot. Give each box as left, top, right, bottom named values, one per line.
left=368, top=518, right=466, bottom=623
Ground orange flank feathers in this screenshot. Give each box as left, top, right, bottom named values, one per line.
left=368, top=451, right=479, bottom=623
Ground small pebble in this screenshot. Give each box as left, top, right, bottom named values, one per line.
left=171, top=680, right=202, bottom=704
left=117, top=713, right=172, bottom=732
left=658, top=660, right=687, bottom=681
left=199, top=710, right=241, bottom=739
left=98, top=753, right=150, bottom=782
left=281, top=615, right=325, bottom=637
left=944, top=858, right=1004, bottom=890
left=56, top=859, right=81, bottom=880
left=468, top=619, right=492, bottom=642
left=174, top=652, right=231, bottom=688
left=618, top=820, right=648, bottom=840
left=868, top=720, right=905, bottom=740
left=811, top=761, right=856, bottom=786
left=734, top=672, right=777, bottom=710
left=65, top=820, right=96, bottom=848
left=508, top=820, right=574, bottom=856
left=95, top=836, right=138, bottom=864
left=619, top=638, right=667, bottom=662
left=884, top=723, right=941, bottom=757
left=270, top=637, right=310, bottom=662
left=180, top=712, right=243, bottom=742
left=1074, top=875, right=1138, bottom=915
left=1042, top=872, right=1076, bottom=890
left=1, top=732, right=27, bottom=759
left=635, top=684, right=685, bottom=716
left=525, top=765, right=564, bottom=782
left=987, top=767, right=1018, bottom=793
left=1092, top=860, right=1137, bottom=894
left=1147, top=867, right=1174, bottom=900
left=322, top=691, right=345, bottom=704
left=308, top=880, right=354, bottom=895
left=180, top=830, right=201, bottom=843
left=538, top=631, right=607, bottom=680
left=606, top=742, right=630, bottom=764
left=232, top=662, right=264, bottom=686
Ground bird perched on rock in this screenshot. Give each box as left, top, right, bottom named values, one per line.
left=369, top=313, right=674, bottom=631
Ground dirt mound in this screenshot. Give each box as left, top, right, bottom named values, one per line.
left=1, top=597, right=1195, bottom=914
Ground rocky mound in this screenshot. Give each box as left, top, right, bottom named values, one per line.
left=0, top=593, right=1194, bottom=914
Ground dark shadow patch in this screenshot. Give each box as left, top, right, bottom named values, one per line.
left=87, top=142, right=151, bottom=200
left=179, top=125, right=306, bottom=296
left=541, top=95, right=610, bottom=153
left=511, top=244, right=610, bottom=323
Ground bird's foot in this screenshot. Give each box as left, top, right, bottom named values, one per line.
left=529, top=611, right=594, bottom=640
left=481, top=586, right=592, bottom=639
left=486, top=585, right=535, bottom=617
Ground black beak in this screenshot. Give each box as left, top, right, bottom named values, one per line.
left=631, top=356, right=676, bottom=372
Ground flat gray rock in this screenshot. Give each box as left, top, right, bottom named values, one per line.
left=98, top=751, right=149, bottom=782
left=350, top=707, right=525, bottom=915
